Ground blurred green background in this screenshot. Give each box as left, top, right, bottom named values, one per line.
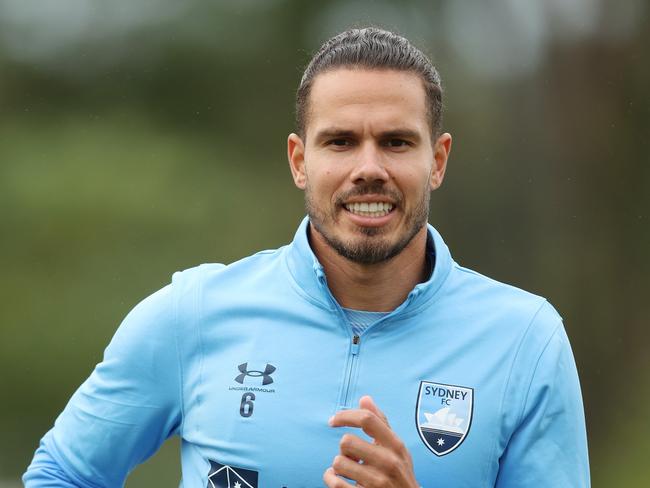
left=1, top=0, right=648, bottom=486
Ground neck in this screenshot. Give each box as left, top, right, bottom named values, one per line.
left=309, top=225, right=430, bottom=312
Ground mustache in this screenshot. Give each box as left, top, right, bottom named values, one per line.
left=334, top=183, right=402, bottom=207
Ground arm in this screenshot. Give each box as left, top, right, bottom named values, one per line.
left=496, top=323, right=590, bottom=487
left=23, top=282, right=183, bottom=487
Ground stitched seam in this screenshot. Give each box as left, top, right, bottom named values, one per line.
left=490, top=299, right=549, bottom=473
left=491, top=323, right=562, bottom=485
left=518, top=321, right=563, bottom=423
left=174, top=275, right=186, bottom=437
left=196, top=268, right=207, bottom=422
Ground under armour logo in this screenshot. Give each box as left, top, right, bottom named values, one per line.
left=235, top=363, right=276, bottom=385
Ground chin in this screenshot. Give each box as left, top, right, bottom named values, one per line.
left=325, top=229, right=404, bottom=265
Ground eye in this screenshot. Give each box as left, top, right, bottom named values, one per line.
left=331, top=139, right=348, bottom=146
left=327, top=138, right=353, bottom=148
left=383, top=138, right=411, bottom=148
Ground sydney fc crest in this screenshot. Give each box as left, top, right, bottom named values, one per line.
left=416, top=381, right=473, bottom=456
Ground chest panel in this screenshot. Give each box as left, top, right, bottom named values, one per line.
left=179, top=315, right=511, bottom=487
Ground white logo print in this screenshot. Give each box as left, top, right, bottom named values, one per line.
left=416, top=381, right=473, bottom=456
left=206, top=460, right=258, bottom=488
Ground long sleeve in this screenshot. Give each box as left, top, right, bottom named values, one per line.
left=495, top=321, right=590, bottom=487
left=23, top=282, right=183, bottom=487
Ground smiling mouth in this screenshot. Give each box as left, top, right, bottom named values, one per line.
left=344, top=201, right=394, bottom=218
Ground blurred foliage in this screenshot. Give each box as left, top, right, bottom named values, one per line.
left=1, top=0, right=649, bottom=486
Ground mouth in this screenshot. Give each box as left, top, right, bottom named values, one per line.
left=343, top=201, right=394, bottom=218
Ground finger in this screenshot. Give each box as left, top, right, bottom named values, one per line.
left=331, top=454, right=384, bottom=487
left=359, top=395, right=390, bottom=427
left=330, top=408, right=400, bottom=449
left=338, top=433, right=392, bottom=468
left=338, top=433, right=374, bottom=461
left=323, top=466, right=355, bottom=488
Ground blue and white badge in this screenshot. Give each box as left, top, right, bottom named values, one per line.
left=416, top=381, right=473, bottom=456
left=207, top=460, right=258, bottom=488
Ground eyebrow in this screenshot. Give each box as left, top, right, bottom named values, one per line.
left=313, top=128, right=356, bottom=141
left=380, top=129, right=422, bottom=142
left=313, top=127, right=422, bottom=142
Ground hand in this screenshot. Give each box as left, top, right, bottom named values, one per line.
left=324, top=395, right=419, bottom=488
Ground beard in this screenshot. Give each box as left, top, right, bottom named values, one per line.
left=305, top=181, right=430, bottom=265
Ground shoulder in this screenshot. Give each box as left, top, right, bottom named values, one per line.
left=446, top=262, right=562, bottom=339
left=168, top=246, right=289, bottom=311
left=171, top=246, right=287, bottom=289
left=444, top=266, right=582, bottom=441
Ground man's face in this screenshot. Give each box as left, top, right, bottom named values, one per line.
left=288, top=68, right=450, bottom=265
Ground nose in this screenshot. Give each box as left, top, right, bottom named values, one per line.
left=349, top=141, right=389, bottom=184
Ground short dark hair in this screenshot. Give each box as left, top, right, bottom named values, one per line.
left=296, top=27, right=443, bottom=140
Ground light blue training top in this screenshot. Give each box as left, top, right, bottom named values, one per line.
left=23, top=217, right=590, bottom=487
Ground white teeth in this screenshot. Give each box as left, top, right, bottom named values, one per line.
left=345, top=201, right=394, bottom=217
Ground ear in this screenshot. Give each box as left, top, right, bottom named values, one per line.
left=287, top=133, right=307, bottom=190
left=430, top=132, right=452, bottom=191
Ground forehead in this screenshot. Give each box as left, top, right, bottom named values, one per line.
left=306, top=68, right=429, bottom=137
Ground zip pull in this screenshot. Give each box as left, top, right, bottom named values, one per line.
left=314, top=264, right=326, bottom=282
left=351, top=335, right=361, bottom=355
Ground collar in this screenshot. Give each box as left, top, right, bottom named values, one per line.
left=284, top=216, right=453, bottom=313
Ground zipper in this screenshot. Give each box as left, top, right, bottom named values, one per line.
left=341, top=334, right=361, bottom=409
left=315, top=267, right=362, bottom=410
left=314, top=264, right=420, bottom=410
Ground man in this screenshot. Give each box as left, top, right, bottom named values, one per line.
left=24, top=28, right=589, bottom=487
